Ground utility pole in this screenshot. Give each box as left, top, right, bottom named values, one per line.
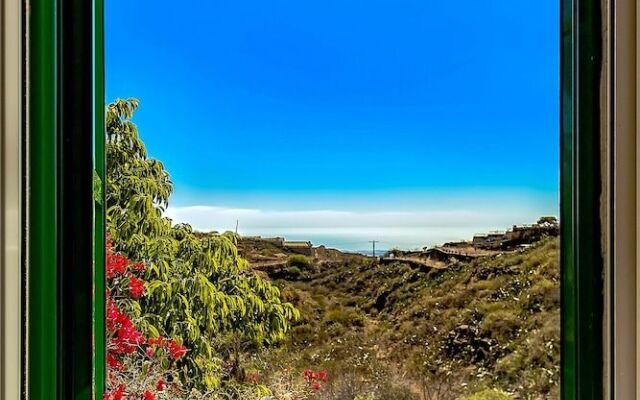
left=235, top=219, right=239, bottom=235
left=368, top=240, right=378, bottom=257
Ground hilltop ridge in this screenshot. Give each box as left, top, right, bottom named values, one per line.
left=237, top=216, right=559, bottom=272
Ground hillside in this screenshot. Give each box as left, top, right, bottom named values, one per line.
left=242, top=237, right=560, bottom=400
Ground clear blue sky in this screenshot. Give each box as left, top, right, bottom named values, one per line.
left=106, top=1, right=559, bottom=250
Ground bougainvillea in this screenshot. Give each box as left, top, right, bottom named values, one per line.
left=142, top=390, right=155, bottom=400
left=303, top=369, right=329, bottom=392
left=104, top=239, right=189, bottom=399
left=128, top=275, right=146, bottom=299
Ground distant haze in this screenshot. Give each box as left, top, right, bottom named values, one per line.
left=166, top=192, right=557, bottom=251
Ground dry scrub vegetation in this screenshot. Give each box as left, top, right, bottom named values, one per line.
left=246, top=238, right=560, bottom=400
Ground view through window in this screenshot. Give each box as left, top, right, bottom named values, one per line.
left=104, top=2, right=560, bottom=399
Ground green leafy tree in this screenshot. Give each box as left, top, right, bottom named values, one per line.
left=106, top=98, right=299, bottom=390
left=536, top=216, right=558, bottom=226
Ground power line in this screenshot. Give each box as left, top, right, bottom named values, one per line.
left=368, top=240, right=379, bottom=257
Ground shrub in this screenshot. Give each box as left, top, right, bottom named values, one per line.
left=354, top=394, right=376, bottom=400
left=324, top=308, right=365, bottom=328
left=522, top=278, right=559, bottom=311
left=288, top=254, right=312, bottom=269
left=479, top=310, right=521, bottom=339
left=284, top=266, right=302, bottom=279
left=461, top=389, right=512, bottom=400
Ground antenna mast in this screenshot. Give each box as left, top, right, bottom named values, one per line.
left=368, top=240, right=379, bottom=257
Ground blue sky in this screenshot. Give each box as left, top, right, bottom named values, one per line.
left=107, top=1, right=559, bottom=250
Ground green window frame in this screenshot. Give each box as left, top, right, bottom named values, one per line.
left=21, top=0, right=606, bottom=398
left=560, top=0, right=604, bottom=398
left=26, top=0, right=105, bottom=398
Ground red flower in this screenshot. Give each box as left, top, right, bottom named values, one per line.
left=133, top=262, right=146, bottom=272
left=148, top=336, right=165, bottom=347
left=104, top=385, right=125, bottom=400
left=114, top=385, right=125, bottom=400
left=145, top=347, right=155, bottom=358
left=156, top=379, right=166, bottom=391
left=167, top=340, right=188, bottom=360
left=121, top=320, right=145, bottom=345
left=303, top=369, right=314, bottom=381
left=128, top=276, right=146, bottom=298
left=106, top=353, right=123, bottom=370
left=110, top=319, right=145, bottom=354
left=317, top=371, right=329, bottom=382
left=107, top=253, right=128, bottom=279
left=106, top=301, right=129, bottom=333
left=312, top=382, right=321, bottom=391
left=142, top=390, right=155, bottom=400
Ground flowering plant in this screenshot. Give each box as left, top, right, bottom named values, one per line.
left=104, top=239, right=189, bottom=400
left=303, top=369, right=329, bottom=392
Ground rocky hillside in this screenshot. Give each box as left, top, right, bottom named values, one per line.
left=241, top=237, right=560, bottom=400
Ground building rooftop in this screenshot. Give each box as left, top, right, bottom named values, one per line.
left=283, top=241, right=312, bottom=248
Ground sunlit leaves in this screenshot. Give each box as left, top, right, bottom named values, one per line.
left=106, top=98, right=299, bottom=389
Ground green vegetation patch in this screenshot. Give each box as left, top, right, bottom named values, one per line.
left=251, top=237, right=560, bottom=400
left=287, top=254, right=312, bottom=269
left=461, top=389, right=512, bottom=400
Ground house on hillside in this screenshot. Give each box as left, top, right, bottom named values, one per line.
left=473, top=231, right=506, bottom=250
left=442, top=240, right=471, bottom=248
left=472, top=219, right=559, bottom=251
left=262, top=237, right=285, bottom=246
left=472, top=234, right=489, bottom=248
left=386, top=249, right=404, bottom=258
left=242, top=236, right=285, bottom=247
left=502, top=223, right=558, bottom=247
left=421, top=246, right=488, bottom=263
left=283, top=240, right=313, bottom=255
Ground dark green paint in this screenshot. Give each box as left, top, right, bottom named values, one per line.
left=27, top=0, right=58, bottom=398
left=94, top=0, right=107, bottom=395
left=561, top=0, right=604, bottom=399
left=560, top=1, right=575, bottom=398
left=28, top=0, right=101, bottom=398
left=57, top=0, right=96, bottom=397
